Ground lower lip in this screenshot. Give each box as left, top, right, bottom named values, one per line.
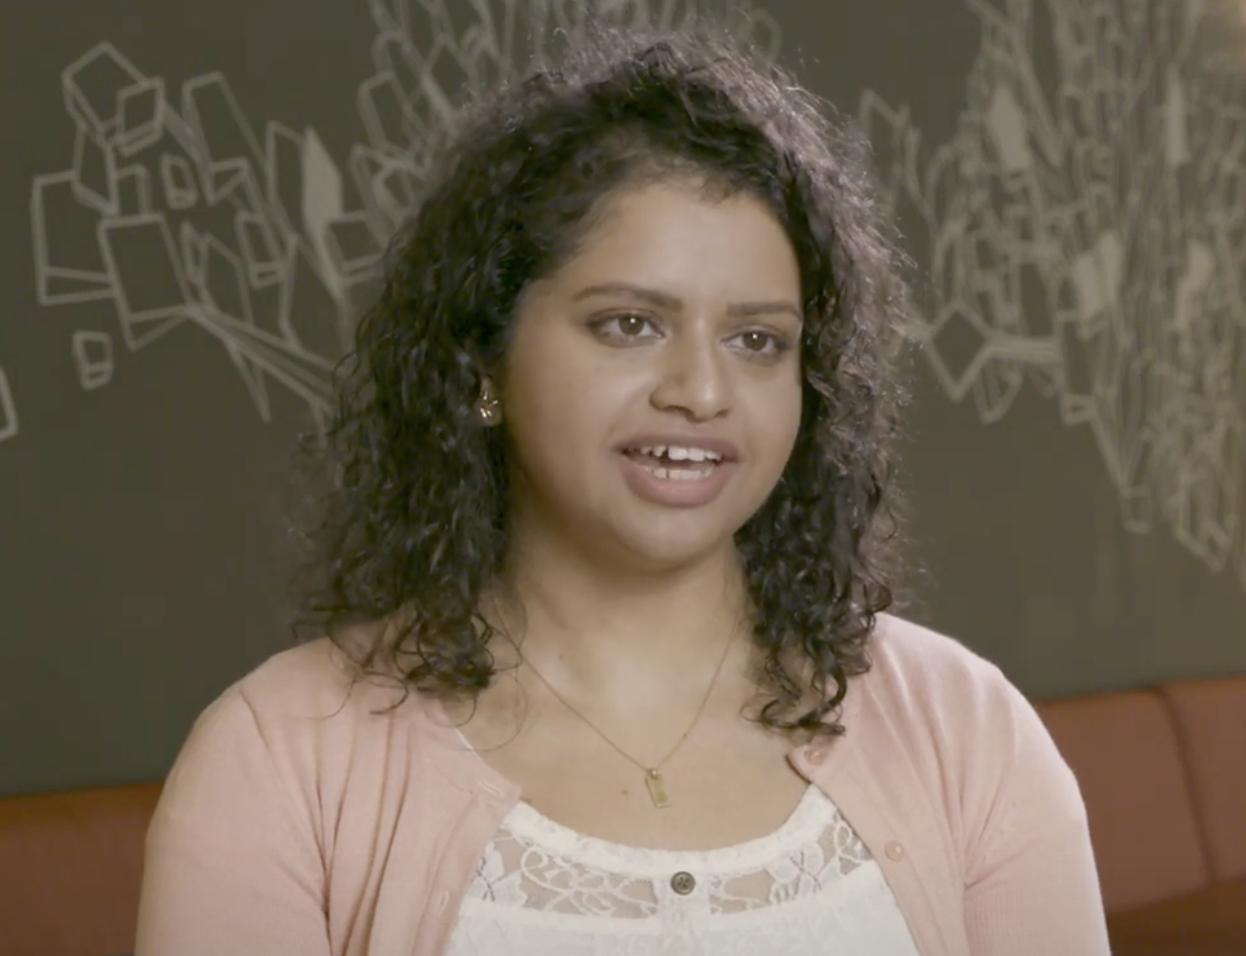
left=617, top=453, right=736, bottom=508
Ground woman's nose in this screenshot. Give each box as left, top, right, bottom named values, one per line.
left=649, top=335, right=732, bottom=422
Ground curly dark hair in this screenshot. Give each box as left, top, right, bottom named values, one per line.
left=292, top=22, right=914, bottom=738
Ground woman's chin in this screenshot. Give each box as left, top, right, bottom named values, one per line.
left=602, top=521, right=742, bottom=576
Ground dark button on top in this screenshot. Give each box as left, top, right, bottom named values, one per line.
left=670, top=871, right=696, bottom=895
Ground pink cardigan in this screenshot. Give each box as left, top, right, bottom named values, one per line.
left=134, top=615, right=1111, bottom=955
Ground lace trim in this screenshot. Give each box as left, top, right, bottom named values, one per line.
left=465, top=786, right=874, bottom=918
left=503, top=784, right=830, bottom=874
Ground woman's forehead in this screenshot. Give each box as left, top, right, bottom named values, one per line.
left=542, top=182, right=799, bottom=289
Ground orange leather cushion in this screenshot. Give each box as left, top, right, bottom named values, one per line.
left=1035, top=690, right=1210, bottom=912
left=1106, top=878, right=1246, bottom=956
left=0, top=782, right=161, bottom=956
left=1159, top=676, right=1246, bottom=882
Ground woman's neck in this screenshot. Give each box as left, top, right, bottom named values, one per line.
left=490, top=536, right=754, bottom=702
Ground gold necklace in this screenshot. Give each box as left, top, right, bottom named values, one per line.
left=491, top=598, right=736, bottom=809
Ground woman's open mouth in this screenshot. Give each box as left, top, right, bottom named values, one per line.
left=617, top=443, right=737, bottom=507
left=623, top=444, right=724, bottom=481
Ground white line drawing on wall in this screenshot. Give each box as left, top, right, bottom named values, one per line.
left=859, top=0, right=1246, bottom=587
left=30, top=41, right=349, bottom=440
left=0, top=369, right=16, bottom=443
left=28, top=1, right=780, bottom=446
left=72, top=331, right=114, bottom=391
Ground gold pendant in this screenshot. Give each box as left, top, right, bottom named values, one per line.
left=645, top=769, right=671, bottom=808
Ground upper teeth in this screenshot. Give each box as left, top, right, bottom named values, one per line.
left=637, top=445, right=723, bottom=462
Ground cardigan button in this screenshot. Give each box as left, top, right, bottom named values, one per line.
left=670, top=871, right=696, bottom=895
left=884, top=841, right=906, bottom=862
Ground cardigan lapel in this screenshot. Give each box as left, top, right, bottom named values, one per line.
left=789, top=679, right=971, bottom=956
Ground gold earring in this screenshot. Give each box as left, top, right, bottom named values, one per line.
left=474, top=380, right=502, bottom=426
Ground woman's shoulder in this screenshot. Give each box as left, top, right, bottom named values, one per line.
left=231, top=626, right=422, bottom=715
left=867, top=613, right=1006, bottom=679
left=857, top=613, right=1038, bottom=737
left=852, top=614, right=1080, bottom=811
left=232, top=635, right=367, bottom=711
left=158, top=627, right=465, bottom=831
left=186, top=627, right=442, bottom=769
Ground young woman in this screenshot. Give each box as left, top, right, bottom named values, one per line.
left=134, top=25, right=1111, bottom=956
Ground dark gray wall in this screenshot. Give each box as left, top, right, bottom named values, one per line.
left=2, top=0, right=1243, bottom=797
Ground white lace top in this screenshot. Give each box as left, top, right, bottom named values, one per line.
left=443, top=784, right=922, bottom=955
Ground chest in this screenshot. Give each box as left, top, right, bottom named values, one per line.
left=453, top=691, right=812, bottom=851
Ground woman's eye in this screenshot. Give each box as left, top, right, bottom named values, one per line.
left=591, top=313, right=659, bottom=342
left=734, top=330, right=789, bottom=356
left=615, top=314, right=650, bottom=336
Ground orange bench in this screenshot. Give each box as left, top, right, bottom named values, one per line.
left=1035, top=674, right=1246, bottom=954
left=0, top=782, right=160, bottom=956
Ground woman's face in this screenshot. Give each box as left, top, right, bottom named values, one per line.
left=499, top=179, right=804, bottom=573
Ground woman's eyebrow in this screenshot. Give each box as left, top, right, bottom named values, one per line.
left=572, top=282, right=801, bottom=320
left=725, top=300, right=803, bottom=321
left=572, top=283, right=682, bottom=309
